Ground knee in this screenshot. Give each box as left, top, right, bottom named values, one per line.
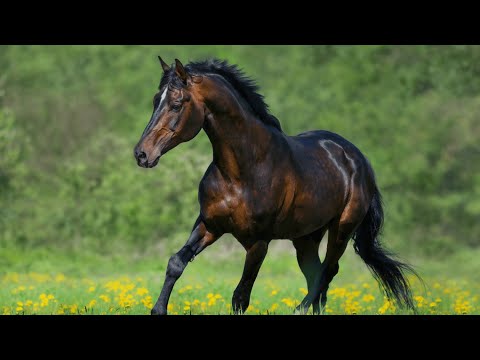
left=166, top=254, right=185, bottom=279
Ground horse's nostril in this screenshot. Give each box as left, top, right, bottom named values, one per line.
left=135, top=147, right=147, bottom=160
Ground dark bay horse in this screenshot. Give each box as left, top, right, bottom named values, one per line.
left=134, top=57, right=418, bottom=315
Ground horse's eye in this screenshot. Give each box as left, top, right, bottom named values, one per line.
left=171, top=103, right=182, bottom=112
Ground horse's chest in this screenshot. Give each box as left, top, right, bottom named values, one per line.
left=200, top=184, right=272, bottom=237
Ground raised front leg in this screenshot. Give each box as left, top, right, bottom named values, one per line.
left=151, top=217, right=219, bottom=315
left=232, top=241, right=269, bottom=314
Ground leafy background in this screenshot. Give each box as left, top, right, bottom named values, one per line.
left=1, top=45, right=479, bottom=279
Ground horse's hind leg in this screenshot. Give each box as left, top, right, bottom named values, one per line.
left=296, top=189, right=370, bottom=313
left=315, top=195, right=371, bottom=312
left=292, top=227, right=327, bottom=314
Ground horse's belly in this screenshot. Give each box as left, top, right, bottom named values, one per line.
left=271, top=186, right=343, bottom=239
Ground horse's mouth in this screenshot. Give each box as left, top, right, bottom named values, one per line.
left=137, top=155, right=161, bottom=169
left=147, top=156, right=161, bottom=168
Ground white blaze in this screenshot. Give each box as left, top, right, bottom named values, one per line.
left=158, top=88, right=168, bottom=111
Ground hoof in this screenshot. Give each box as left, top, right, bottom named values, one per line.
left=151, top=307, right=167, bottom=315
left=294, top=304, right=309, bottom=315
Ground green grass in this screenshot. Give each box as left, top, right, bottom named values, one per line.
left=2, top=243, right=479, bottom=315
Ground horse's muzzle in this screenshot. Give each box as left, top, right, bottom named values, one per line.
left=134, top=147, right=160, bottom=168
left=134, top=147, right=148, bottom=167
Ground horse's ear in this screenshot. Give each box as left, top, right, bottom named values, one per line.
left=158, top=56, right=170, bottom=72
left=174, top=58, right=188, bottom=83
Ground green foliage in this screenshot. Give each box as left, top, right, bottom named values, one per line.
left=0, top=45, right=479, bottom=257
left=0, top=107, right=28, bottom=191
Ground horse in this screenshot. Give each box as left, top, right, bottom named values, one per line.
left=134, top=57, right=419, bottom=315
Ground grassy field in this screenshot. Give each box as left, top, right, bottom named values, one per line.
left=2, top=242, right=478, bottom=315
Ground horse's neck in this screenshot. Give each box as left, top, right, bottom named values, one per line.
left=202, top=96, right=281, bottom=180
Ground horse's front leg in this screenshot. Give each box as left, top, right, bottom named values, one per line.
left=232, top=240, right=269, bottom=314
left=151, top=217, right=219, bottom=315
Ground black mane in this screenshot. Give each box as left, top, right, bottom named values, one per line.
left=160, top=58, right=282, bottom=131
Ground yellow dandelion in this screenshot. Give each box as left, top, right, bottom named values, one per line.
left=281, top=298, right=295, bottom=308
left=70, top=304, right=78, bottom=314
left=12, top=285, right=27, bottom=294
left=378, top=299, right=396, bottom=314
left=271, top=290, right=279, bottom=296
left=88, top=286, right=96, bottom=293
left=3, top=307, right=12, bottom=315
left=362, top=294, right=375, bottom=303
left=136, top=287, right=149, bottom=296
left=105, top=280, right=122, bottom=292
left=55, top=274, right=66, bottom=283
left=39, top=294, right=52, bottom=307
left=350, top=290, right=361, bottom=299
left=141, top=296, right=153, bottom=308
left=269, top=303, right=279, bottom=312
left=124, top=283, right=135, bottom=292
left=99, top=295, right=110, bottom=303
left=299, top=288, right=308, bottom=296
left=345, top=300, right=362, bottom=315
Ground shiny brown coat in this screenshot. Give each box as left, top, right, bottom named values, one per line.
left=134, top=58, right=418, bottom=315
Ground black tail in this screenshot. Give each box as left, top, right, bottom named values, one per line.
left=353, top=188, right=420, bottom=310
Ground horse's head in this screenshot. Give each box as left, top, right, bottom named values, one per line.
left=134, top=57, right=205, bottom=168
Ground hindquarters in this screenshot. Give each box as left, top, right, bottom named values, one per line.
left=291, top=130, right=377, bottom=222
left=291, top=130, right=419, bottom=312
left=288, top=130, right=380, bottom=312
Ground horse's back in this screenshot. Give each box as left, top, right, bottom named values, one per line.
left=293, top=130, right=362, bottom=155
left=289, top=129, right=372, bottom=172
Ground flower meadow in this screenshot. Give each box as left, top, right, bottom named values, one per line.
left=2, top=272, right=477, bottom=315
